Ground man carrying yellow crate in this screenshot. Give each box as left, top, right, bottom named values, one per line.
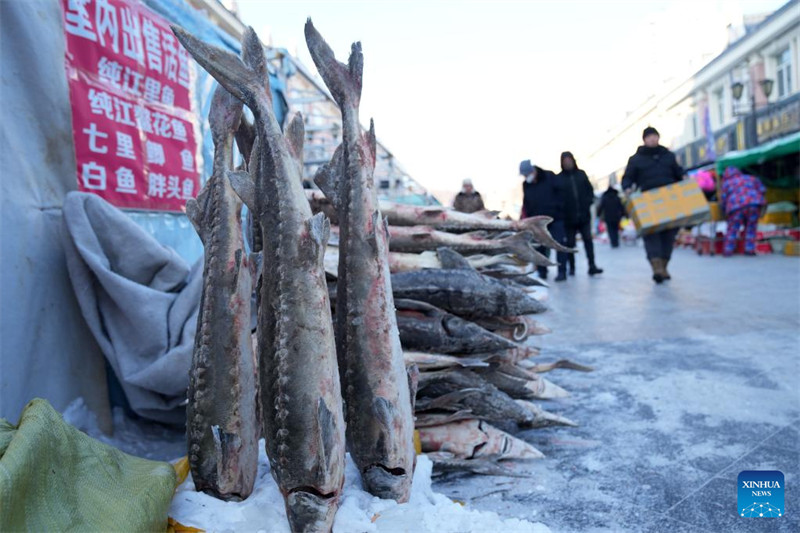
left=622, top=127, right=685, bottom=283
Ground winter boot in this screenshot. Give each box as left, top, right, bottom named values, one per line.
left=588, top=264, right=604, bottom=276
left=649, top=258, right=665, bottom=284
left=663, top=259, right=672, bottom=280
left=555, top=271, right=567, bottom=282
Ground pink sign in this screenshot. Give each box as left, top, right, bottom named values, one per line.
left=62, top=0, right=199, bottom=212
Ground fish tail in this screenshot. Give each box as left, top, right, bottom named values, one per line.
left=172, top=25, right=271, bottom=113
left=304, top=19, right=362, bottom=109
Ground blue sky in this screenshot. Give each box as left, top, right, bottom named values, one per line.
left=237, top=0, right=788, bottom=207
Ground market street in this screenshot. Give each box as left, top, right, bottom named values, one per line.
left=433, top=242, right=800, bottom=533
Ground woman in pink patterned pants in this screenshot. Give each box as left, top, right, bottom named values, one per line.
left=720, top=167, right=766, bottom=256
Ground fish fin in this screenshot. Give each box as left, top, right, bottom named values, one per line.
left=419, top=207, right=446, bottom=217
left=305, top=212, right=331, bottom=263
left=209, top=84, right=243, bottom=145
left=227, top=170, right=256, bottom=212
left=241, top=27, right=269, bottom=84
left=248, top=251, right=262, bottom=284
left=235, top=115, right=255, bottom=165
left=212, top=425, right=243, bottom=491
left=366, top=119, right=377, bottom=164
left=372, top=397, right=395, bottom=429
left=285, top=111, right=305, bottom=166
left=316, top=399, right=337, bottom=472
left=472, top=209, right=500, bottom=219
left=411, top=229, right=432, bottom=239
left=172, top=25, right=270, bottom=112
left=313, top=143, right=344, bottom=209
left=499, top=231, right=545, bottom=265
left=436, top=247, right=474, bottom=270
left=519, top=215, right=576, bottom=253
left=366, top=210, right=388, bottom=254
left=462, top=230, right=489, bottom=239
left=304, top=19, right=362, bottom=109
left=406, top=364, right=419, bottom=412
left=184, top=197, right=204, bottom=238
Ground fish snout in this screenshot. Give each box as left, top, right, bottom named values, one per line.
left=362, top=463, right=411, bottom=503
left=286, top=488, right=339, bottom=533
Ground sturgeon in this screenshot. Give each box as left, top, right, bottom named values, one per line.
left=417, top=419, right=544, bottom=460
left=325, top=246, right=521, bottom=275
left=307, top=189, right=571, bottom=253
left=474, top=363, right=570, bottom=400
left=403, top=351, right=491, bottom=371
left=379, top=202, right=572, bottom=249
left=390, top=248, right=547, bottom=318
left=173, top=26, right=346, bottom=532
left=387, top=226, right=554, bottom=265
left=184, top=85, right=258, bottom=501
left=305, top=20, right=415, bottom=502
left=395, top=299, right=517, bottom=354
left=415, top=368, right=536, bottom=426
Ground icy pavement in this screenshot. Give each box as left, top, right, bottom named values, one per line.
left=432, top=243, right=800, bottom=533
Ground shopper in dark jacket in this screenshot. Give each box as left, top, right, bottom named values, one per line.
left=558, top=152, right=603, bottom=277
left=597, top=182, right=626, bottom=248
left=621, top=126, right=684, bottom=283
left=453, top=178, right=486, bottom=213
left=520, top=159, right=567, bottom=280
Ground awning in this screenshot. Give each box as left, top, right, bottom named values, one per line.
left=715, top=131, right=800, bottom=174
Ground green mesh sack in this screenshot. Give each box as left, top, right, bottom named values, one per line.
left=0, top=398, right=177, bottom=532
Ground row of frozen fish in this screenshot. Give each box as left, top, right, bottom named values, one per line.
left=323, top=237, right=590, bottom=475
left=173, top=20, right=581, bottom=533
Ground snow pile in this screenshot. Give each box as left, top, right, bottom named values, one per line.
left=170, top=445, right=551, bottom=533
left=61, top=399, right=549, bottom=532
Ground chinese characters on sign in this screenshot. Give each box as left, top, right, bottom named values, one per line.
left=62, top=0, right=199, bottom=212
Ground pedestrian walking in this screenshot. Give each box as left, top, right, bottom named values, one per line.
left=519, top=159, right=568, bottom=281
left=720, top=166, right=766, bottom=256
left=622, top=126, right=684, bottom=283
left=453, top=178, right=486, bottom=213
left=597, top=180, right=626, bottom=248
left=559, top=151, right=603, bottom=276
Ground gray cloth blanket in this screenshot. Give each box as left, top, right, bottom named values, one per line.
left=62, top=192, right=201, bottom=425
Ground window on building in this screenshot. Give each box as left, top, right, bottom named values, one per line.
left=776, top=48, right=793, bottom=99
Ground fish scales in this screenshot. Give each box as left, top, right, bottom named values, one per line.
left=391, top=268, right=547, bottom=318
left=305, top=20, right=415, bottom=503
left=174, top=25, right=346, bottom=533
left=185, top=86, right=258, bottom=501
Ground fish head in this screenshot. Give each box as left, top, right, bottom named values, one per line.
left=362, top=464, right=412, bottom=503
left=285, top=489, right=339, bottom=533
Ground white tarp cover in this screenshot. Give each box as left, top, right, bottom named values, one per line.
left=62, top=192, right=201, bottom=424
left=0, top=0, right=112, bottom=428
left=0, top=0, right=258, bottom=426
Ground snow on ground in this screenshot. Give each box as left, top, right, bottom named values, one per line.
left=62, top=398, right=551, bottom=533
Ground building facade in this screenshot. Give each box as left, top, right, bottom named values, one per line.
left=585, top=0, right=800, bottom=190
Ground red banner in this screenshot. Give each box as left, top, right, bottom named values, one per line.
left=62, top=0, right=200, bottom=212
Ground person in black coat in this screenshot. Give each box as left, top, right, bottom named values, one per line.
left=597, top=181, right=626, bottom=248
left=558, top=152, right=603, bottom=277
left=622, top=126, right=684, bottom=283
left=519, top=159, right=568, bottom=280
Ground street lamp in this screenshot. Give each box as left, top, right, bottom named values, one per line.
left=731, top=77, right=774, bottom=146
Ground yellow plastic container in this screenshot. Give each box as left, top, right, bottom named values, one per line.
left=785, top=241, right=800, bottom=256
left=626, top=181, right=711, bottom=235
